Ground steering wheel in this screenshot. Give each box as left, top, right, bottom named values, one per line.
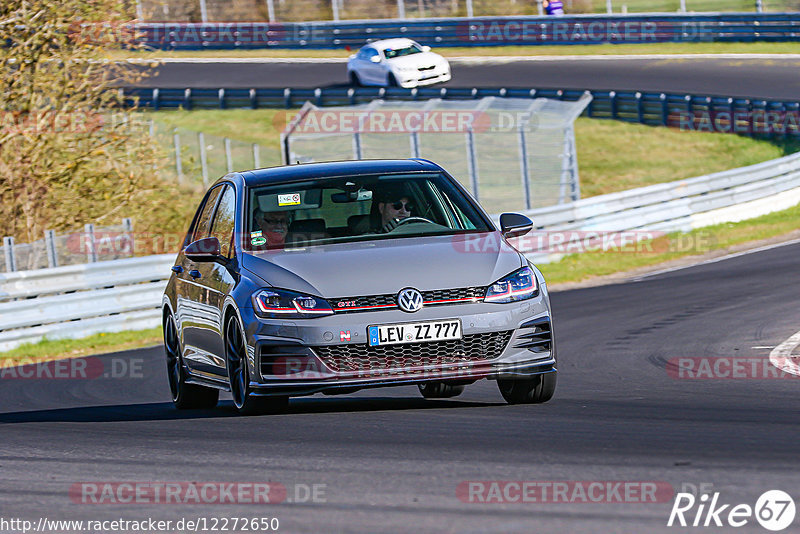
left=393, top=216, right=435, bottom=227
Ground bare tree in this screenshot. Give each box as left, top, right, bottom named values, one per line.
left=0, top=0, right=163, bottom=243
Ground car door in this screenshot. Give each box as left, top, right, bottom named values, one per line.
left=177, top=184, right=225, bottom=374
left=193, top=184, right=238, bottom=377
left=361, top=48, right=385, bottom=85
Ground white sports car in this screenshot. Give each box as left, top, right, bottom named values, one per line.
left=347, top=38, right=452, bottom=89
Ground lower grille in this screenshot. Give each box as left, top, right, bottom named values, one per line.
left=313, top=330, right=513, bottom=375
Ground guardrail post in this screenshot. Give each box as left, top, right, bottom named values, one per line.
left=3, top=237, right=16, bottom=272
left=250, top=88, right=257, bottom=109
left=284, top=88, right=291, bottom=109
left=198, top=132, right=209, bottom=186
left=397, top=0, right=405, bottom=19
left=331, top=0, right=340, bottom=21
left=466, top=0, right=474, bottom=17
left=636, top=92, right=644, bottom=123
left=347, top=87, right=355, bottom=105
left=152, top=88, right=160, bottom=111
left=184, top=88, right=192, bottom=110
left=173, top=130, right=184, bottom=183
left=253, top=143, right=261, bottom=168
left=84, top=224, right=97, bottom=263
left=610, top=91, right=617, bottom=120
left=314, top=88, right=323, bottom=106
left=409, top=132, right=420, bottom=158
left=518, top=124, right=532, bottom=210
left=660, top=93, right=668, bottom=126
left=225, top=138, right=234, bottom=172
left=44, top=230, right=58, bottom=268
left=218, top=88, right=226, bottom=109
left=465, top=126, right=480, bottom=200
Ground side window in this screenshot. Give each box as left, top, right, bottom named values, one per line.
left=191, top=186, right=224, bottom=243
left=366, top=48, right=379, bottom=60
left=209, top=186, right=236, bottom=258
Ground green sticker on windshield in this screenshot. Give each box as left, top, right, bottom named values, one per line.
left=251, top=236, right=267, bottom=246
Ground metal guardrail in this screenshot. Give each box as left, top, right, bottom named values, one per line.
left=0, top=255, right=173, bottom=351
left=2, top=153, right=799, bottom=351
left=135, top=14, right=800, bottom=49
left=126, top=86, right=800, bottom=139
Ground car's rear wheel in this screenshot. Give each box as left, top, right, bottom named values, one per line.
left=497, top=372, right=557, bottom=404
left=164, top=313, right=219, bottom=409
left=349, top=71, right=362, bottom=86
left=418, top=381, right=465, bottom=399
left=225, top=314, right=289, bottom=415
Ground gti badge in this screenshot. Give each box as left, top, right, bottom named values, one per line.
left=397, top=288, right=424, bottom=313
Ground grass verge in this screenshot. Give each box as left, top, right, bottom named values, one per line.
left=111, top=42, right=800, bottom=61
left=0, top=328, right=163, bottom=366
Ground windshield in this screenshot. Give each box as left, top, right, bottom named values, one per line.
left=383, top=44, right=423, bottom=59
left=245, top=172, right=492, bottom=251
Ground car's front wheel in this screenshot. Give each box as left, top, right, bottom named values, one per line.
left=164, top=313, right=219, bottom=409
left=497, top=372, right=557, bottom=404
left=349, top=71, right=362, bottom=86
left=225, top=314, right=289, bottom=415
left=387, top=73, right=399, bottom=87
left=418, top=381, right=465, bottom=399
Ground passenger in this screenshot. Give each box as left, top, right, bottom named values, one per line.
left=253, top=208, right=290, bottom=247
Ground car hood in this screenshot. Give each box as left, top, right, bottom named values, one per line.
left=389, top=52, right=445, bottom=69
left=241, top=232, right=523, bottom=298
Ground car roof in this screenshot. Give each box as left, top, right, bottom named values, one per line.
left=237, top=159, right=443, bottom=187
left=364, top=38, right=418, bottom=50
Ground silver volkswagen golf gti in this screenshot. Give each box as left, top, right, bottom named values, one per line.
left=162, top=159, right=556, bottom=414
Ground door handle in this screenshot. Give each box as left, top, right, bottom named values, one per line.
left=189, top=270, right=201, bottom=279
left=171, top=265, right=184, bottom=274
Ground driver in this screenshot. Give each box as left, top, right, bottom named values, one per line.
left=378, top=194, right=413, bottom=233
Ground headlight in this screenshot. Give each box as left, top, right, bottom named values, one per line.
left=484, top=267, right=538, bottom=303
left=253, top=288, right=333, bottom=319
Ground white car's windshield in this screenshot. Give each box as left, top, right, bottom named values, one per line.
left=383, top=45, right=423, bottom=59
left=246, top=172, right=492, bottom=250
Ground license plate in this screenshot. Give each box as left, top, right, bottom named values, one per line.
left=368, top=319, right=462, bottom=347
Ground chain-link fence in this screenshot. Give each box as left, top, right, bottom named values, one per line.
left=136, top=0, right=794, bottom=22
left=282, top=95, right=591, bottom=214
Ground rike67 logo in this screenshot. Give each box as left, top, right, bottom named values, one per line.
left=667, top=490, right=796, bottom=531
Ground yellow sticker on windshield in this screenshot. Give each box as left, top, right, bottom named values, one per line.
left=278, top=193, right=301, bottom=206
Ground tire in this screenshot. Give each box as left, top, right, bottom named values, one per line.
left=225, top=314, right=289, bottom=415
left=387, top=73, right=398, bottom=87
left=418, top=381, right=465, bottom=399
left=349, top=71, right=362, bottom=87
left=164, top=313, right=219, bottom=410
left=497, top=372, right=557, bottom=405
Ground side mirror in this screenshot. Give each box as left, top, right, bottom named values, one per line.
left=499, top=213, right=533, bottom=239
left=421, top=45, right=431, bottom=52
left=370, top=55, right=382, bottom=63
left=349, top=54, right=355, bottom=59
left=185, top=237, right=223, bottom=262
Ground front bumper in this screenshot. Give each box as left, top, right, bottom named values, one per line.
left=241, top=296, right=555, bottom=397
left=398, top=69, right=452, bottom=88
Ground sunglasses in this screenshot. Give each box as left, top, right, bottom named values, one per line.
left=389, top=201, right=414, bottom=211
left=259, top=216, right=289, bottom=225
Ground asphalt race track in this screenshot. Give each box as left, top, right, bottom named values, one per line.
left=2, top=242, right=799, bottom=533
left=142, top=57, right=800, bottom=100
